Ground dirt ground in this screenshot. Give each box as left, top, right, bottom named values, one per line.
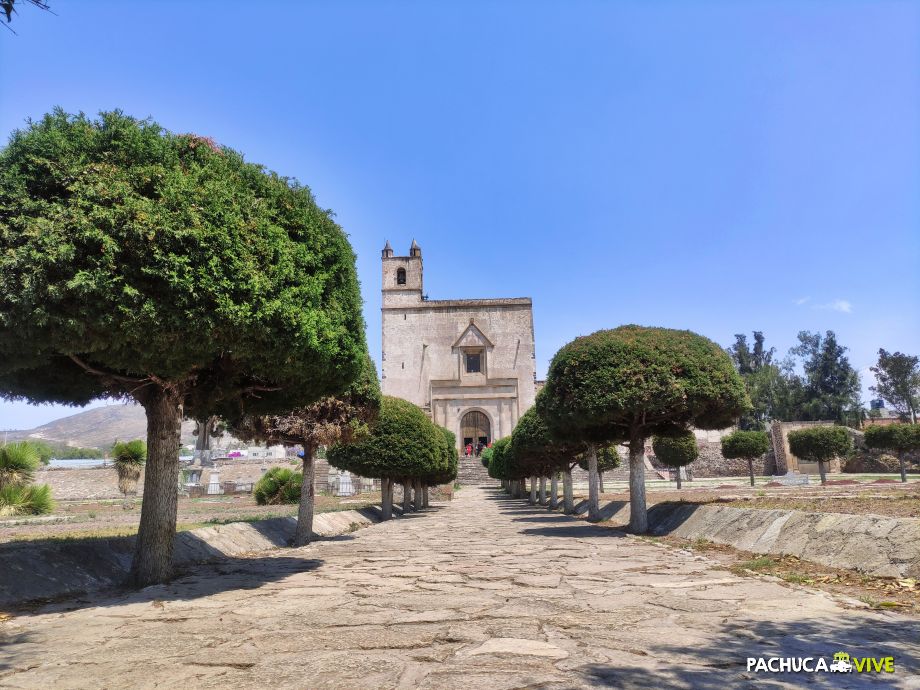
left=0, top=491, right=382, bottom=543
left=594, top=479, right=920, bottom=518
left=644, top=534, right=920, bottom=615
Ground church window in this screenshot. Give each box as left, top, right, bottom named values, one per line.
left=465, top=350, right=482, bottom=373
left=396, top=268, right=406, bottom=285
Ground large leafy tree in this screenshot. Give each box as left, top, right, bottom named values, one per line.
left=0, top=110, right=366, bottom=584
left=864, top=423, right=920, bottom=483
left=728, top=332, right=784, bottom=429
left=233, top=354, right=380, bottom=546
left=538, top=325, right=748, bottom=531
left=508, top=404, right=583, bottom=507
left=790, top=331, right=861, bottom=425
left=870, top=350, right=920, bottom=424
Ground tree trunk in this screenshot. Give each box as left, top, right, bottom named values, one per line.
left=402, top=481, right=411, bottom=513
left=676, top=467, right=682, bottom=490
left=129, top=386, right=184, bottom=587
left=414, top=477, right=423, bottom=509
left=423, top=485, right=429, bottom=507
left=598, top=471, right=605, bottom=494
left=563, top=468, right=574, bottom=514
left=549, top=473, right=559, bottom=509
left=529, top=476, right=538, bottom=504
left=818, top=460, right=827, bottom=485
left=381, top=477, right=393, bottom=520
left=293, top=443, right=316, bottom=547
left=898, top=451, right=907, bottom=483
left=539, top=476, right=547, bottom=505
left=587, top=444, right=600, bottom=521
left=748, top=458, right=755, bottom=487
left=628, top=435, right=648, bottom=533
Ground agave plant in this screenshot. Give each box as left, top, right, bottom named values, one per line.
left=253, top=467, right=302, bottom=505
left=112, top=440, right=147, bottom=498
left=0, top=442, right=41, bottom=489
left=0, top=483, right=54, bottom=517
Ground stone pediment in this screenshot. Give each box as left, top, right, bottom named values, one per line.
left=452, top=320, right=493, bottom=349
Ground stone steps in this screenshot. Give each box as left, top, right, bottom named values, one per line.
left=457, top=455, right=491, bottom=485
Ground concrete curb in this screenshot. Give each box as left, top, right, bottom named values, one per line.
left=537, top=496, right=920, bottom=578
left=0, top=507, right=390, bottom=609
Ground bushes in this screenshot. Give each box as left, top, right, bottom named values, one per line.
left=0, top=442, right=53, bottom=516
left=254, top=467, right=303, bottom=505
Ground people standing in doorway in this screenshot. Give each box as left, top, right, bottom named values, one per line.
left=465, top=443, right=473, bottom=457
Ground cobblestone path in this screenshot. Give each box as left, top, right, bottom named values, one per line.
left=2, top=487, right=918, bottom=689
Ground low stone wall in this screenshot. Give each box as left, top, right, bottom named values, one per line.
left=571, top=500, right=920, bottom=578
left=0, top=507, right=388, bottom=609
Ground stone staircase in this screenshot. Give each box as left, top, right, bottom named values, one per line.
left=457, top=454, right=492, bottom=485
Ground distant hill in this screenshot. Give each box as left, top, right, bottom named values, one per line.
left=4, top=404, right=199, bottom=450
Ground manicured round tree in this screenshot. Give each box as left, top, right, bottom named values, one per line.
left=509, top=406, right=581, bottom=505
left=787, top=426, right=852, bottom=485
left=112, top=439, right=146, bottom=504
left=232, top=354, right=380, bottom=545
left=652, top=432, right=699, bottom=490
left=327, top=396, right=440, bottom=519
left=0, top=111, right=366, bottom=585
left=423, top=427, right=458, bottom=505
left=864, top=423, right=920, bottom=483
left=721, top=430, right=771, bottom=487
left=538, top=325, right=749, bottom=530
left=576, top=444, right=621, bottom=494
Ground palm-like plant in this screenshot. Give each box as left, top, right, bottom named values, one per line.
left=0, top=483, right=54, bottom=517
left=253, top=467, right=302, bottom=505
left=0, top=442, right=53, bottom=516
left=112, top=440, right=147, bottom=498
left=0, top=441, right=41, bottom=487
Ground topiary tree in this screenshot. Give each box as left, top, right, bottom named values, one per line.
left=480, top=445, right=493, bottom=469
left=232, top=354, right=380, bottom=545
left=652, top=432, right=699, bottom=489
left=253, top=467, right=303, bottom=505
left=486, top=436, right=516, bottom=492
left=864, top=423, right=920, bottom=483
left=721, top=430, right=771, bottom=487
left=787, top=425, right=852, bottom=485
left=0, top=111, right=366, bottom=585
left=0, top=442, right=53, bottom=516
left=422, top=427, right=458, bottom=506
left=327, top=396, right=440, bottom=520
left=538, top=325, right=749, bottom=530
left=111, top=439, right=146, bottom=505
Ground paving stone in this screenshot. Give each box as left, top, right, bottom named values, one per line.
left=1, top=486, right=918, bottom=689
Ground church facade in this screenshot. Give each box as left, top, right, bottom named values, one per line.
left=380, top=240, right=539, bottom=451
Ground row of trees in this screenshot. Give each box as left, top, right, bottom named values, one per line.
left=729, top=332, right=920, bottom=429
left=487, top=325, right=750, bottom=532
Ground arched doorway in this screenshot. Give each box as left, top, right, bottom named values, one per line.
left=460, top=410, right=491, bottom=455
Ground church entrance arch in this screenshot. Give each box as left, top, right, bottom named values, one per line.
left=460, top=410, right=491, bottom=453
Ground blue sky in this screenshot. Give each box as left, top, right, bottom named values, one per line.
left=1, top=0, right=918, bottom=430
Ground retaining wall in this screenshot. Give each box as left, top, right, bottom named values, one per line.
left=0, top=507, right=387, bottom=609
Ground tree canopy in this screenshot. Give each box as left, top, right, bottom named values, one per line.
left=509, top=405, right=584, bottom=478
left=327, top=396, right=440, bottom=482
left=0, top=110, right=366, bottom=585
left=652, top=432, right=699, bottom=469
left=870, top=350, right=920, bottom=423
left=720, top=430, right=771, bottom=460
left=787, top=426, right=851, bottom=469
left=539, top=325, right=748, bottom=531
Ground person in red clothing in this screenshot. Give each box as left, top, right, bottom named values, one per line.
left=465, top=443, right=473, bottom=457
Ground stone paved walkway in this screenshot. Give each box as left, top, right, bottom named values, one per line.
left=2, top=487, right=919, bottom=689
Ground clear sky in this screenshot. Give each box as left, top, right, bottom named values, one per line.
left=1, top=0, right=918, bottom=430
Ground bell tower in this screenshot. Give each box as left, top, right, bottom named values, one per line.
left=382, top=239, right=423, bottom=308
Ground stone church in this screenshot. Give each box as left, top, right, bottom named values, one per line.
left=381, top=240, right=540, bottom=452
